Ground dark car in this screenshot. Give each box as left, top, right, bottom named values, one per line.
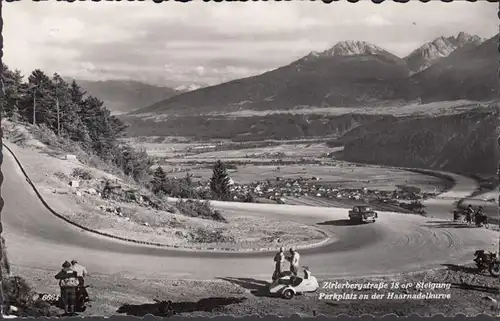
left=348, top=206, right=378, bottom=223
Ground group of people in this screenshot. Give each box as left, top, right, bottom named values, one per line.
left=54, top=260, right=88, bottom=315
left=455, top=204, right=487, bottom=227
left=272, top=247, right=300, bottom=281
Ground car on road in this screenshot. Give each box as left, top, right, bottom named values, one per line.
left=348, top=205, right=378, bottom=223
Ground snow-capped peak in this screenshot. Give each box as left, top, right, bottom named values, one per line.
left=405, top=32, right=484, bottom=73
left=306, top=51, right=321, bottom=58
left=322, top=41, right=386, bottom=57
left=455, top=31, right=483, bottom=46
left=299, top=41, right=389, bottom=64
left=175, top=84, right=204, bottom=92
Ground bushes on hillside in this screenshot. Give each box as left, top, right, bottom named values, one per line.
left=190, top=228, right=235, bottom=243
left=71, top=168, right=92, bottom=180
left=163, top=178, right=201, bottom=199
left=0, top=237, right=57, bottom=317
left=150, top=168, right=203, bottom=199
left=175, top=199, right=227, bottom=223
left=3, top=275, right=57, bottom=317
left=242, top=193, right=256, bottom=203
left=113, top=144, right=152, bottom=183
left=399, top=201, right=426, bottom=214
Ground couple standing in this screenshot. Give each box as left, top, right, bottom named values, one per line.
left=54, top=260, right=88, bottom=315
left=272, top=247, right=300, bottom=281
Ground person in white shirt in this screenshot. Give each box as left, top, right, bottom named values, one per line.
left=71, top=260, right=88, bottom=285
left=287, top=247, right=300, bottom=276
left=71, top=260, right=89, bottom=300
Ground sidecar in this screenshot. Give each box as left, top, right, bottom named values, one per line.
left=268, top=270, right=319, bottom=299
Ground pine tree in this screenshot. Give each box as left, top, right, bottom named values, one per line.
left=1, top=65, right=25, bottom=119
left=209, top=160, right=231, bottom=201
left=67, top=80, right=92, bottom=145
left=51, top=73, right=71, bottom=137
left=69, top=80, right=85, bottom=105
left=151, top=166, right=168, bottom=194
left=24, top=69, right=54, bottom=127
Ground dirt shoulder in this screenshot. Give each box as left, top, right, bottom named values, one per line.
left=3, top=124, right=328, bottom=251
left=14, top=263, right=499, bottom=317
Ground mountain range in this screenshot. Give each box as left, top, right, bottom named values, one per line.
left=63, top=78, right=180, bottom=114
left=404, top=32, right=484, bottom=73
left=410, top=34, right=496, bottom=103
left=127, top=32, right=495, bottom=116
left=106, top=32, right=497, bottom=179
left=69, top=32, right=494, bottom=116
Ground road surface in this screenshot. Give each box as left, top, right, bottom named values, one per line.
left=1, top=144, right=498, bottom=281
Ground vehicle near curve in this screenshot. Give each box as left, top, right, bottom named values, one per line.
left=268, top=268, right=319, bottom=299
left=348, top=205, right=378, bottom=223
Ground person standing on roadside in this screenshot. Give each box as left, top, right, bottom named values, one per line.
left=466, top=204, right=474, bottom=224
left=55, top=261, right=79, bottom=315
left=272, top=247, right=285, bottom=281
left=287, top=247, right=300, bottom=276
left=71, top=260, right=89, bottom=300
left=71, top=260, right=88, bottom=287
left=475, top=206, right=486, bottom=227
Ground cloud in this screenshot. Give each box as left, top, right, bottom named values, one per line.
left=38, top=17, right=86, bottom=43
left=195, top=66, right=206, bottom=77
left=3, top=1, right=497, bottom=87
left=362, top=14, right=393, bottom=27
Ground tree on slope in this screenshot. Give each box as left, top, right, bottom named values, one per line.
left=0, top=65, right=25, bottom=120
left=209, top=160, right=231, bottom=201
left=151, top=166, right=168, bottom=195
left=0, top=65, right=153, bottom=187
left=114, top=144, right=152, bottom=182
left=24, top=69, right=54, bottom=127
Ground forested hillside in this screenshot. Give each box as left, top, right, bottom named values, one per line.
left=1, top=65, right=151, bottom=181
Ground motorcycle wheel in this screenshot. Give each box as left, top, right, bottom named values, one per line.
left=489, top=262, right=500, bottom=277
left=474, top=261, right=487, bottom=274
left=76, top=294, right=86, bottom=312
left=282, top=289, right=294, bottom=300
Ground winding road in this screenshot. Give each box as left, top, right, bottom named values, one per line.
left=1, top=143, right=498, bottom=281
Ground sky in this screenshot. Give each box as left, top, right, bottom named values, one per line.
left=3, top=0, right=498, bottom=88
